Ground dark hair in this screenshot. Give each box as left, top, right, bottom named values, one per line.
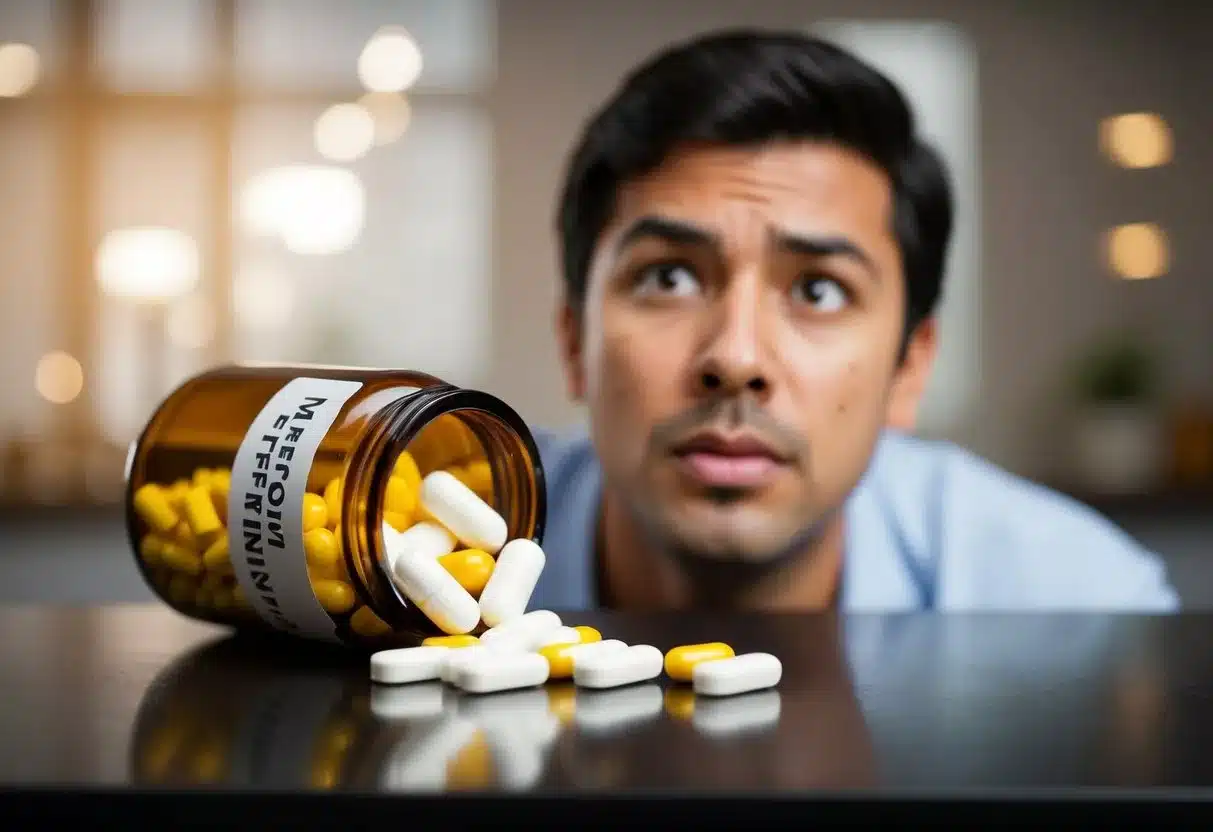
left=555, top=29, right=953, bottom=342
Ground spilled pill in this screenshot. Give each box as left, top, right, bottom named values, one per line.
left=691, top=652, right=783, bottom=697
left=573, top=644, right=664, bottom=690
left=370, top=646, right=451, bottom=685
left=477, top=539, right=546, bottom=627
left=420, top=470, right=507, bottom=554
left=455, top=651, right=550, bottom=695
left=392, top=547, right=481, bottom=635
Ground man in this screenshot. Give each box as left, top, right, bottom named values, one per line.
left=526, top=29, right=1179, bottom=612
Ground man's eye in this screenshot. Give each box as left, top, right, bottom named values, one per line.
left=793, top=275, right=849, bottom=313
left=633, top=263, right=701, bottom=297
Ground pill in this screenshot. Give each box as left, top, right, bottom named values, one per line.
left=573, top=644, right=664, bottom=689
left=383, top=511, right=411, bottom=532
left=385, top=475, right=418, bottom=519
left=172, top=521, right=197, bottom=551
left=692, top=690, right=782, bottom=737
left=422, top=634, right=479, bottom=648
left=574, top=683, right=664, bottom=735
left=440, top=644, right=521, bottom=684
left=539, top=639, right=628, bottom=679
left=132, top=484, right=179, bottom=533
left=691, top=652, right=782, bottom=697
left=371, top=646, right=452, bottom=684
left=387, top=521, right=457, bottom=567
left=534, top=626, right=581, bottom=650
left=161, top=543, right=203, bottom=575
left=312, top=579, right=357, bottom=614
left=323, top=478, right=342, bottom=528
left=166, top=480, right=190, bottom=511
left=572, top=626, right=602, bottom=644
left=302, top=493, right=328, bottom=532
left=394, top=450, right=422, bottom=493
left=139, top=534, right=166, bottom=567
left=392, top=547, right=481, bottom=635
left=663, top=642, right=736, bottom=682
left=201, top=535, right=232, bottom=573
left=479, top=610, right=562, bottom=649
left=183, top=486, right=223, bottom=540
left=476, top=539, right=545, bottom=627
left=455, top=651, right=549, bottom=695
left=350, top=605, right=393, bottom=638
left=304, top=527, right=341, bottom=572
left=370, top=681, right=446, bottom=721
left=192, top=468, right=214, bottom=489
left=420, top=470, right=507, bottom=553
left=438, top=549, right=495, bottom=597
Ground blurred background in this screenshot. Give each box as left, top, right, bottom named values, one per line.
left=0, top=0, right=1209, bottom=604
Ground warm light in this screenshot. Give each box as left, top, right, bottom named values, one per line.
left=1106, top=223, right=1169, bottom=280
left=166, top=295, right=215, bottom=349
left=358, top=26, right=423, bottom=93
left=358, top=91, right=412, bottom=145
left=238, top=165, right=366, bottom=255
left=96, top=227, right=201, bottom=302
left=0, top=42, right=40, bottom=97
left=233, top=267, right=295, bottom=334
left=314, top=102, right=376, bottom=162
left=35, top=351, right=84, bottom=404
left=1100, top=113, right=1173, bottom=169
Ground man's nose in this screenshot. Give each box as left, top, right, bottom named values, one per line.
left=692, top=278, right=772, bottom=401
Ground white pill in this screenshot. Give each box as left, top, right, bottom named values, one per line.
left=692, top=690, right=782, bottom=737
left=573, top=644, right=664, bottom=689
left=477, top=538, right=546, bottom=626
left=456, top=651, right=550, bottom=694
left=574, top=684, right=663, bottom=735
left=386, top=521, right=457, bottom=568
left=370, top=681, right=447, bottom=720
left=479, top=609, right=562, bottom=650
left=420, top=470, right=507, bottom=553
left=691, top=652, right=783, bottom=696
left=392, top=547, right=481, bottom=635
left=534, top=626, right=581, bottom=650
left=440, top=643, right=523, bottom=684
left=371, top=646, right=452, bottom=684
left=562, top=639, right=629, bottom=669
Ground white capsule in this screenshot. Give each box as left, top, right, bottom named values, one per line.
left=691, top=652, right=783, bottom=697
left=479, top=609, right=562, bottom=650
left=573, top=644, right=664, bottom=689
left=386, top=521, right=457, bottom=568
left=534, top=626, right=581, bottom=650
left=456, top=651, right=550, bottom=694
left=477, top=539, right=546, bottom=627
left=392, top=548, right=481, bottom=635
left=420, top=470, right=508, bottom=553
left=574, top=683, right=663, bottom=735
left=371, top=646, right=452, bottom=684
left=562, top=639, right=629, bottom=668
left=692, top=690, right=782, bottom=737
left=370, top=681, right=447, bottom=721
left=440, top=643, right=523, bottom=684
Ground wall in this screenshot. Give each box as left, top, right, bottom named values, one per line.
left=486, top=0, right=1213, bottom=481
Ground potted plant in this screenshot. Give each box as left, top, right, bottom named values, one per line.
left=1071, top=333, right=1163, bottom=494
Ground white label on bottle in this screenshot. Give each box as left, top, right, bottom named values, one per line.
left=228, top=377, right=364, bottom=643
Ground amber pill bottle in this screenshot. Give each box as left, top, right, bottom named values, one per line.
left=124, top=365, right=546, bottom=649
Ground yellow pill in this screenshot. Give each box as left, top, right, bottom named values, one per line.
left=132, top=484, right=179, bottom=533
left=161, top=543, right=203, bottom=576
left=538, top=642, right=586, bottom=679
left=663, top=642, right=735, bottom=682
left=172, top=521, right=198, bottom=551
left=201, top=571, right=227, bottom=592
left=301, top=492, right=328, bottom=533
left=546, top=683, right=577, bottom=724
left=191, top=467, right=214, bottom=490
left=457, top=460, right=494, bottom=495
left=664, top=687, right=696, bottom=720
left=323, top=478, right=342, bottom=528
left=202, top=534, right=232, bottom=573
left=422, top=634, right=480, bottom=648
left=184, top=485, right=222, bottom=540
left=383, top=510, right=411, bottom=532
left=210, top=482, right=229, bottom=525
left=139, top=534, right=166, bottom=567
left=438, top=549, right=495, bottom=597
left=211, top=468, right=231, bottom=488
left=304, top=527, right=341, bottom=571
left=572, top=626, right=602, bottom=644
left=350, top=605, right=393, bottom=638
left=393, top=450, right=422, bottom=492
left=167, top=479, right=191, bottom=511
left=168, top=574, right=195, bottom=605
left=312, top=579, right=356, bottom=614
left=384, top=475, right=417, bottom=518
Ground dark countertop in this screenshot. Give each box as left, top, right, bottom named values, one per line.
left=2, top=604, right=1212, bottom=821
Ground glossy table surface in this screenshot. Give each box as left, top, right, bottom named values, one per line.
left=0, top=605, right=1211, bottom=802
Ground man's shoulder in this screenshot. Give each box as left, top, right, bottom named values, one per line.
left=861, top=431, right=1180, bottom=611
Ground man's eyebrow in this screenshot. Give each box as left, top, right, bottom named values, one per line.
left=614, top=215, right=719, bottom=253
left=772, top=230, right=880, bottom=281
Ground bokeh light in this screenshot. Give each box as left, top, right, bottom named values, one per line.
left=358, top=91, right=412, bottom=145
left=1100, top=113, right=1173, bottom=169
left=238, top=165, right=366, bottom=255
left=358, top=26, right=423, bottom=93
left=314, top=102, right=376, bottom=162
left=1106, top=223, right=1169, bottom=280
left=95, top=227, right=201, bottom=302
left=35, top=351, right=85, bottom=404
left=0, top=43, right=40, bottom=97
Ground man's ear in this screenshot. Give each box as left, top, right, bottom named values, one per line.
left=886, top=317, right=939, bottom=431
left=556, top=300, right=586, bottom=402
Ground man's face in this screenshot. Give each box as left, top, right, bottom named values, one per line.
left=560, top=141, right=935, bottom=564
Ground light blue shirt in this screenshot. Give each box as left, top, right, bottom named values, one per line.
left=528, top=429, right=1180, bottom=612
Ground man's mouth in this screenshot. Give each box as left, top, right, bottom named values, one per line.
left=671, top=431, right=787, bottom=489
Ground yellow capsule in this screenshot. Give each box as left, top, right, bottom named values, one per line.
left=191, top=467, right=214, bottom=489
left=393, top=450, right=422, bottom=493
left=132, top=484, right=179, bottom=533
left=201, top=571, right=227, bottom=592
left=384, top=475, right=417, bottom=518
left=572, top=626, right=602, bottom=644
left=300, top=492, right=328, bottom=533
left=210, top=480, right=229, bottom=525
left=167, top=479, right=191, bottom=512
left=167, top=574, right=196, bottom=605
left=172, top=521, right=198, bottom=552
left=211, top=468, right=231, bottom=489
left=312, top=579, right=356, bottom=614
left=457, top=459, right=494, bottom=496
left=438, top=549, right=495, bottom=597
left=184, top=485, right=223, bottom=540
left=202, top=534, right=232, bottom=574
left=323, top=478, right=342, bottom=529
left=663, top=687, right=696, bottom=720
left=422, top=634, right=480, bottom=648
left=382, top=510, right=411, bottom=533
left=161, top=543, right=203, bottom=576
left=350, top=605, right=393, bottom=638
left=139, top=534, right=166, bottom=567
left=304, top=527, right=340, bottom=572
left=546, top=683, right=577, bottom=724
left=446, top=732, right=495, bottom=790
left=663, top=642, right=735, bottom=682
